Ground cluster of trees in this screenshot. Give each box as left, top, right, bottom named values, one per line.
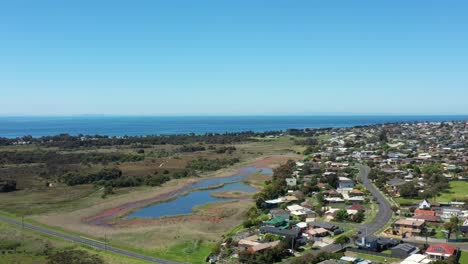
left=212, top=146, right=236, bottom=154
left=187, top=157, right=240, bottom=171
left=0, top=131, right=270, bottom=148
left=177, top=145, right=206, bottom=152
left=61, top=167, right=195, bottom=190
left=371, top=163, right=451, bottom=200
left=0, top=180, right=16, bottom=192
left=0, top=150, right=143, bottom=165
left=61, top=168, right=123, bottom=186
left=254, top=160, right=296, bottom=208
left=335, top=209, right=365, bottom=223
left=177, top=145, right=237, bottom=154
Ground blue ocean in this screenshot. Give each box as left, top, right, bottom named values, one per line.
left=0, top=115, right=466, bottom=138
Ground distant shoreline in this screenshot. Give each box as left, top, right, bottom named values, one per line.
left=0, top=115, right=467, bottom=138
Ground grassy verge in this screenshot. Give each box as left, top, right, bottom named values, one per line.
left=349, top=252, right=400, bottom=263
left=107, top=240, right=212, bottom=264
left=0, top=219, right=152, bottom=264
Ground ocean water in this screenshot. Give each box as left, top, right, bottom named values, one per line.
left=0, top=115, right=466, bottom=138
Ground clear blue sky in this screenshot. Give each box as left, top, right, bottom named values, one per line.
left=1, top=0, right=467, bottom=115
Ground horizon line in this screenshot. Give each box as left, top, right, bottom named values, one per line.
left=1, top=113, right=468, bottom=118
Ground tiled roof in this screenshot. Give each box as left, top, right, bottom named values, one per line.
left=426, top=244, right=456, bottom=256
left=414, top=209, right=436, bottom=216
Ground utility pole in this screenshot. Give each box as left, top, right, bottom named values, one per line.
left=22, top=215, right=24, bottom=229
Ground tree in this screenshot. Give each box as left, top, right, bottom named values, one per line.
left=352, top=210, right=365, bottom=223
left=444, top=216, right=459, bottom=239
left=399, top=182, right=418, bottom=198
left=334, top=235, right=350, bottom=249
left=335, top=209, right=349, bottom=222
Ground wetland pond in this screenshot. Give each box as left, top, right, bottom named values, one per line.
left=128, top=167, right=272, bottom=218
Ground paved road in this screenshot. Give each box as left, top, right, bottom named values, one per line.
left=355, top=164, right=393, bottom=235
left=0, top=215, right=183, bottom=264
left=305, top=164, right=394, bottom=254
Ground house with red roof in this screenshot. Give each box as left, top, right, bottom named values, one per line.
left=348, top=204, right=365, bottom=211
left=411, top=214, right=440, bottom=223
left=414, top=209, right=436, bottom=216
left=425, top=244, right=457, bottom=260
left=413, top=209, right=440, bottom=223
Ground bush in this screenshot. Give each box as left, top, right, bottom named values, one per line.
left=47, top=250, right=104, bottom=264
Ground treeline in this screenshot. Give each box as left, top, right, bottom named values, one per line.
left=0, top=180, right=16, bottom=192
left=0, top=150, right=144, bottom=165
left=187, top=157, right=240, bottom=171
left=177, top=145, right=206, bottom=152
left=61, top=168, right=123, bottom=186
left=60, top=167, right=194, bottom=189
left=0, top=131, right=281, bottom=148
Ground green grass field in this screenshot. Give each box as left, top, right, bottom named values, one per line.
left=460, top=250, right=468, bottom=264
left=394, top=196, right=420, bottom=206
left=436, top=181, right=468, bottom=202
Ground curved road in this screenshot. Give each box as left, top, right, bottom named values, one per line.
left=355, top=164, right=393, bottom=235
left=311, top=164, right=393, bottom=253
left=0, top=214, right=183, bottom=264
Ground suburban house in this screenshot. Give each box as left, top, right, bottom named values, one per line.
left=338, top=176, right=355, bottom=189
left=259, top=226, right=300, bottom=240
left=237, top=235, right=281, bottom=253
left=391, top=243, right=420, bottom=258
left=418, top=199, right=431, bottom=209
left=412, top=209, right=440, bottom=223
left=308, top=222, right=339, bottom=232
left=263, top=216, right=289, bottom=229
left=425, top=244, right=457, bottom=260
left=393, top=219, right=426, bottom=237
left=401, top=254, right=432, bottom=264
left=302, top=227, right=329, bottom=238
left=386, top=178, right=407, bottom=195
left=349, top=189, right=365, bottom=197
left=269, top=209, right=290, bottom=219
left=356, top=235, right=400, bottom=252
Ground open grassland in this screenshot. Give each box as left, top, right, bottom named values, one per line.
left=0, top=137, right=302, bottom=263
left=436, top=181, right=468, bottom=202
left=0, top=220, right=153, bottom=264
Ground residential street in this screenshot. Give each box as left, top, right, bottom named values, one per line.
left=354, top=164, right=393, bottom=235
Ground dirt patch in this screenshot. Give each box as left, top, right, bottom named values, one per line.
left=250, top=156, right=298, bottom=168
